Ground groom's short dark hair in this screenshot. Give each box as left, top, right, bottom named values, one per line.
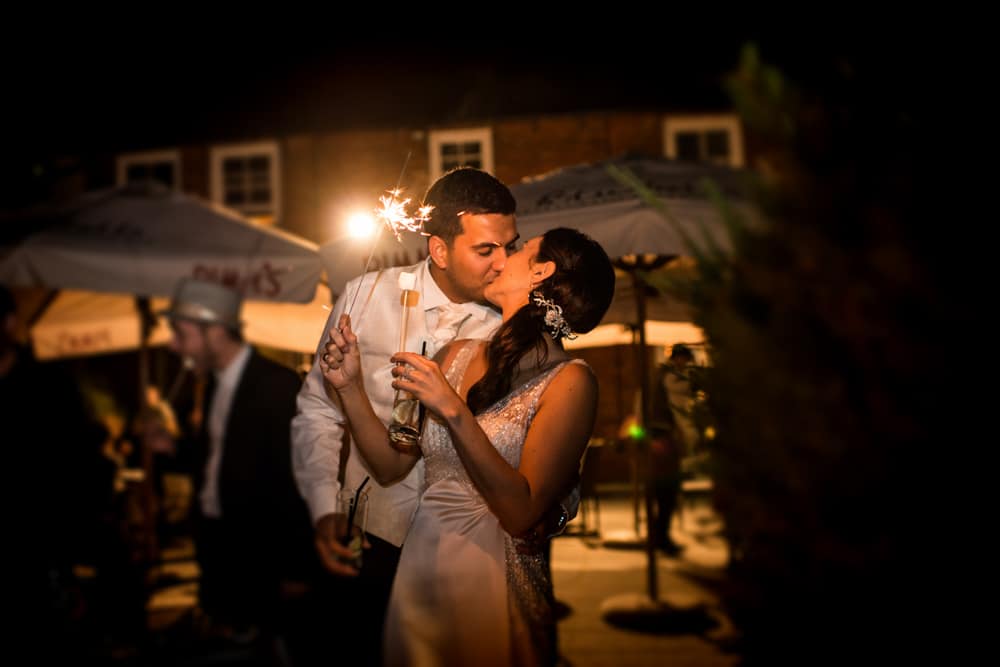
left=422, top=167, right=516, bottom=245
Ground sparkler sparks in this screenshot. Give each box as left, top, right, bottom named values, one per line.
left=375, top=189, right=433, bottom=241
left=343, top=177, right=434, bottom=322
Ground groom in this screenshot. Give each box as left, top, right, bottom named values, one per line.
left=293, top=167, right=532, bottom=661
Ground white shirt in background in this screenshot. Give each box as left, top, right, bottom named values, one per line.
left=200, top=343, right=252, bottom=518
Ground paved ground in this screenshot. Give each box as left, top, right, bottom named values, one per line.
left=131, top=490, right=739, bottom=666
left=551, top=493, right=739, bottom=667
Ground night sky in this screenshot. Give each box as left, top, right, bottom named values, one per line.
left=1, top=17, right=922, bottom=166
left=0, top=26, right=835, bottom=148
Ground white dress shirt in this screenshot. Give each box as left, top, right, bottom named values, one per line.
left=291, top=259, right=501, bottom=546
left=200, top=343, right=252, bottom=518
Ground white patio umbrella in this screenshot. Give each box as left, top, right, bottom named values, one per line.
left=242, top=282, right=333, bottom=353
left=0, top=182, right=321, bottom=302
left=2, top=182, right=324, bottom=402
left=30, top=283, right=333, bottom=360
left=511, top=156, right=754, bottom=258
left=30, top=290, right=173, bottom=360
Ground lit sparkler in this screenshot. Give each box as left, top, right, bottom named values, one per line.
left=376, top=189, right=433, bottom=242
left=342, top=153, right=434, bottom=322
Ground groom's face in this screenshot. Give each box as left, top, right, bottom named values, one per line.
left=432, top=213, right=519, bottom=304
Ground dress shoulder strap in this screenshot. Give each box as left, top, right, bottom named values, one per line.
left=443, top=339, right=480, bottom=391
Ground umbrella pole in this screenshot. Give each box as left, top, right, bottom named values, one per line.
left=600, top=259, right=710, bottom=632
left=600, top=275, right=650, bottom=551
left=602, top=268, right=660, bottom=597
left=136, top=296, right=159, bottom=564
left=138, top=296, right=151, bottom=401
left=632, top=270, right=660, bottom=602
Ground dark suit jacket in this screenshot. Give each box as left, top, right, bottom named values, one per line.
left=195, top=348, right=315, bottom=580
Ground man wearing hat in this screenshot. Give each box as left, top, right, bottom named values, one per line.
left=162, top=278, right=316, bottom=649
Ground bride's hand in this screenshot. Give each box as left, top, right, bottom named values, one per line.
left=390, top=352, right=463, bottom=419
left=319, top=314, right=362, bottom=392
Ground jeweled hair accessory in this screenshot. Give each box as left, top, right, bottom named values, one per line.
left=531, top=291, right=576, bottom=340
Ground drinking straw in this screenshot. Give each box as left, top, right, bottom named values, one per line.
left=345, top=475, right=371, bottom=537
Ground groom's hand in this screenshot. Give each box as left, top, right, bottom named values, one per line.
left=314, top=512, right=361, bottom=577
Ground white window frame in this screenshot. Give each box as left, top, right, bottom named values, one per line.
left=428, top=127, right=494, bottom=181
left=116, top=149, right=182, bottom=189
left=210, top=141, right=282, bottom=219
left=663, top=114, right=745, bottom=168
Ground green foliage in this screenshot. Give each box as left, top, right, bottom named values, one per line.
left=625, top=44, right=938, bottom=662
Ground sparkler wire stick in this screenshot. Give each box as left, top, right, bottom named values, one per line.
left=344, top=152, right=413, bottom=320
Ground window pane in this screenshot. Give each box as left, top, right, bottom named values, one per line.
left=706, top=130, right=730, bottom=158
left=223, top=158, right=244, bottom=176
left=250, top=188, right=271, bottom=204
left=250, top=171, right=270, bottom=187
left=675, top=132, right=700, bottom=161
left=218, top=149, right=275, bottom=213
left=126, top=164, right=147, bottom=183
left=151, top=163, right=175, bottom=187
left=440, top=140, right=482, bottom=171
left=249, top=155, right=270, bottom=172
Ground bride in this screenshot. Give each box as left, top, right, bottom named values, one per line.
left=320, top=227, right=615, bottom=666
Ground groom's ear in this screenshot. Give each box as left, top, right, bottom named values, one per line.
left=428, top=235, right=449, bottom=270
